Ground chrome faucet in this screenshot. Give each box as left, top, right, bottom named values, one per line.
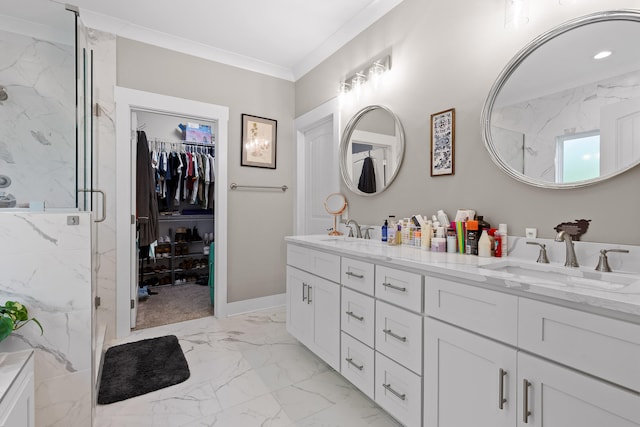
left=345, top=219, right=362, bottom=238
left=555, top=230, right=579, bottom=267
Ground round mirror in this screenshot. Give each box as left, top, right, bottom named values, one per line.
left=340, top=105, right=405, bottom=196
left=324, top=193, right=347, bottom=236
left=482, top=10, right=640, bottom=189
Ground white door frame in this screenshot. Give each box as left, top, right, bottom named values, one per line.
left=114, top=87, right=229, bottom=338
left=294, top=98, right=341, bottom=235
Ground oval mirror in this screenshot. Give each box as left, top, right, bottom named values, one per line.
left=324, top=193, right=347, bottom=235
left=482, top=10, right=640, bottom=189
left=340, top=105, right=405, bottom=196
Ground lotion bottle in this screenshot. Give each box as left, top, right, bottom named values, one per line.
left=498, top=223, right=508, bottom=256
left=478, top=229, right=492, bottom=257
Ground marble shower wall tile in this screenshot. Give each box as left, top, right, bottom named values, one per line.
left=0, top=212, right=92, bottom=427
left=0, top=29, right=75, bottom=208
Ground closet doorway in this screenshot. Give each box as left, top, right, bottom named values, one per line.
left=134, top=110, right=215, bottom=330
left=115, top=87, right=229, bottom=339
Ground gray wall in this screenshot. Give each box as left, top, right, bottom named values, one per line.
left=117, top=38, right=295, bottom=303
left=296, top=0, right=640, bottom=245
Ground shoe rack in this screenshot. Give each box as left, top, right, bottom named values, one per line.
left=140, top=215, right=213, bottom=287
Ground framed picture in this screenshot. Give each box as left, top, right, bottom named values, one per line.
left=430, top=108, right=455, bottom=176
left=241, top=114, right=277, bottom=169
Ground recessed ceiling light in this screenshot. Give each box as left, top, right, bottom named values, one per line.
left=593, top=51, right=612, bottom=60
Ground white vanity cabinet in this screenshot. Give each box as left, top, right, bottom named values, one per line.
left=286, top=246, right=341, bottom=371
left=425, top=280, right=640, bottom=427
left=0, top=351, right=35, bottom=427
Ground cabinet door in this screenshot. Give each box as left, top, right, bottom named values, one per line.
left=517, top=353, right=640, bottom=427
left=425, top=317, right=517, bottom=427
left=310, top=276, right=341, bottom=371
left=286, top=266, right=313, bottom=346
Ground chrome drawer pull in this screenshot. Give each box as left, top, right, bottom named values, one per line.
left=345, top=271, right=364, bottom=279
left=346, top=311, right=364, bottom=321
left=302, top=283, right=307, bottom=302
left=345, top=357, right=364, bottom=371
left=307, top=286, right=312, bottom=304
left=382, top=383, right=406, bottom=401
left=498, top=368, right=507, bottom=410
left=382, top=282, right=406, bottom=292
left=383, top=329, right=407, bottom=342
left=523, top=379, right=531, bottom=423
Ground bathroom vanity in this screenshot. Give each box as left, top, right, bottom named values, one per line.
left=285, top=235, right=640, bottom=427
left=0, top=350, right=34, bottom=427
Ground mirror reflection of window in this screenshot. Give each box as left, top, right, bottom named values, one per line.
left=556, top=131, right=600, bottom=183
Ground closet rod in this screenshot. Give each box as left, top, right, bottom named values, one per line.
left=150, top=138, right=215, bottom=147
left=230, top=183, right=288, bottom=192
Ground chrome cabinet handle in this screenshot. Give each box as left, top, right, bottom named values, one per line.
left=345, top=271, right=364, bottom=279
left=382, top=282, right=406, bottom=292
left=345, top=357, right=364, bottom=371
left=302, top=283, right=307, bottom=302
left=498, top=368, right=507, bottom=410
left=382, top=383, right=406, bottom=401
left=523, top=379, right=531, bottom=423
left=307, top=286, right=312, bottom=304
left=346, top=311, right=364, bottom=321
left=383, top=329, right=407, bottom=342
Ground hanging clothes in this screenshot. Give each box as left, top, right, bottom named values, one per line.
left=136, top=131, right=160, bottom=248
left=357, top=156, right=377, bottom=194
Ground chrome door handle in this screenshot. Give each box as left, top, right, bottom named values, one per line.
left=302, top=283, right=307, bottom=302
left=382, top=282, right=406, bottom=292
left=78, top=188, right=106, bottom=222
left=499, top=368, right=507, bottom=410
left=523, top=379, right=531, bottom=423
left=382, top=383, right=406, bottom=401
left=346, top=311, right=364, bottom=321
left=383, top=329, right=407, bottom=342
left=307, top=286, right=312, bottom=304
left=345, top=358, right=364, bottom=371
left=345, top=271, right=364, bottom=279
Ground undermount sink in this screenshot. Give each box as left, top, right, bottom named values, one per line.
left=483, top=260, right=638, bottom=291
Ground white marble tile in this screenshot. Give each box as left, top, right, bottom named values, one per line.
left=273, top=370, right=356, bottom=422
left=182, top=393, right=293, bottom=427
left=36, top=368, right=91, bottom=427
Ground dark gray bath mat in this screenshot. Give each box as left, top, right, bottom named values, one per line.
left=97, top=335, right=190, bottom=404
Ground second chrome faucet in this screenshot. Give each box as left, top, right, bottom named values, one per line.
left=555, top=230, right=579, bottom=267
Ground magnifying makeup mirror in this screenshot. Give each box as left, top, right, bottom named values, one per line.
left=324, top=193, right=347, bottom=236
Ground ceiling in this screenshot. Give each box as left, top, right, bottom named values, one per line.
left=0, top=0, right=403, bottom=81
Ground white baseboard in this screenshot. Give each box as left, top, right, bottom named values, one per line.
left=224, top=293, right=286, bottom=317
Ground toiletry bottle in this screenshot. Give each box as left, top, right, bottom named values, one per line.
left=388, top=217, right=396, bottom=245
left=494, top=230, right=502, bottom=257
left=396, top=221, right=402, bottom=245
left=382, top=220, right=388, bottom=242
left=466, top=220, right=480, bottom=255
left=488, top=228, right=497, bottom=257
left=437, top=210, right=450, bottom=229
left=478, top=229, right=492, bottom=257
left=422, top=221, right=432, bottom=250
left=415, top=228, right=422, bottom=248
left=498, top=223, right=508, bottom=256
left=477, top=215, right=491, bottom=231
left=446, top=228, right=457, bottom=253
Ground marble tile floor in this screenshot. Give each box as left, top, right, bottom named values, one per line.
left=95, top=307, right=401, bottom=427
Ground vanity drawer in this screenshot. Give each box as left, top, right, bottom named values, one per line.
left=341, top=332, right=375, bottom=400
left=375, top=352, right=422, bottom=427
left=341, top=257, right=375, bottom=296
left=425, top=277, right=518, bottom=345
left=375, top=266, right=423, bottom=313
left=518, top=298, right=640, bottom=392
left=341, top=287, right=375, bottom=347
left=287, top=244, right=340, bottom=283
left=375, top=300, right=423, bottom=375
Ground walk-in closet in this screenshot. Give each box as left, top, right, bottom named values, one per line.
left=134, top=110, right=216, bottom=329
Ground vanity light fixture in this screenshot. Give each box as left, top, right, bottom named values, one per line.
left=593, top=50, right=612, bottom=60
left=338, top=55, right=391, bottom=95
left=504, top=0, right=530, bottom=30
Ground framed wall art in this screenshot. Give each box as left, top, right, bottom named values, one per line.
left=241, top=114, right=277, bottom=169
left=430, top=108, right=455, bottom=176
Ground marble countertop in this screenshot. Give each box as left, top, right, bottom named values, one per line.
left=285, top=235, right=640, bottom=319
left=0, top=350, right=33, bottom=403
